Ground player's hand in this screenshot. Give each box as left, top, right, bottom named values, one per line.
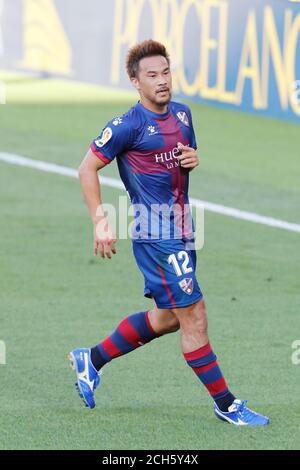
left=177, top=142, right=199, bottom=169
left=93, top=217, right=117, bottom=259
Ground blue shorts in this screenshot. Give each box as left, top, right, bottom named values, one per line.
left=132, top=239, right=203, bottom=309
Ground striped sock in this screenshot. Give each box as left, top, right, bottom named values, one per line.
left=184, top=342, right=235, bottom=412
left=90, top=311, right=159, bottom=370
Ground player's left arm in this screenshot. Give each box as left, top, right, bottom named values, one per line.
left=177, top=142, right=199, bottom=170
left=177, top=106, right=199, bottom=170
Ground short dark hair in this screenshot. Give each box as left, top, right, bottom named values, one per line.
left=126, top=39, right=170, bottom=79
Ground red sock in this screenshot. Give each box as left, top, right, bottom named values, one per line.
left=184, top=342, right=232, bottom=403
left=91, top=311, right=159, bottom=370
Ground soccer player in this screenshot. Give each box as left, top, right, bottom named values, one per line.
left=69, top=40, right=269, bottom=426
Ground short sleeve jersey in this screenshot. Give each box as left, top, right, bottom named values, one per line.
left=90, top=101, right=197, bottom=241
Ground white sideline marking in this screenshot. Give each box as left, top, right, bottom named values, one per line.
left=1, top=152, right=300, bottom=235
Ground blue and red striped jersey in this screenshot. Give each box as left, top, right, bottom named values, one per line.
left=90, top=101, right=197, bottom=241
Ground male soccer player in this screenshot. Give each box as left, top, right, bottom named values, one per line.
left=69, top=40, right=269, bottom=426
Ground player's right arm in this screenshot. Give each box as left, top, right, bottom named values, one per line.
left=78, top=149, right=116, bottom=259
left=80, top=115, right=133, bottom=259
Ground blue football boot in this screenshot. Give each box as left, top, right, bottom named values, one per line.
left=68, top=348, right=102, bottom=409
left=214, top=399, right=270, bottom=426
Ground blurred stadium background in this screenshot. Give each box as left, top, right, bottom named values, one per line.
left=0, top=0, right=299, bottom=450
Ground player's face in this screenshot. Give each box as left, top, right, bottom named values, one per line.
left=132, top=56, right=172, bottom=110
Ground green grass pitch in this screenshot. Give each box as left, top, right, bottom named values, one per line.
left=0, top=73, right=300, bottom=450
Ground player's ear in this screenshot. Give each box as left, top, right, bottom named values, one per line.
left=131, top=77, right=140, bottom=91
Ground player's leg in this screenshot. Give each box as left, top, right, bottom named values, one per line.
left=173, top=299, right=269, bottom=426
left=69, top=237, right=183, bottom=408
left=149, top=238, right=269, bottom=426
left=148, top=299, right=180, bottom=334
left=172, top=298, right=236, bottom=411
left=146, top=238, right=235, bottom=411
left=69, top=302, right=178, bottom=408
left=90, top=301, right=179, bottom=372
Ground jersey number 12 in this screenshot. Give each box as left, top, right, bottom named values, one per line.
left=168, top=251, right=193, bottom=277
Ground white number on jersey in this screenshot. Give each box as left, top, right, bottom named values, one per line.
left=167, top=251, right=193, bottom=277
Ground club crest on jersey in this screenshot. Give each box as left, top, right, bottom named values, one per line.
left=179, top=278, right=193, bottom=295
left=177, top=111, right=189, bottom=127
left=95, top=127, right=112, bottom=147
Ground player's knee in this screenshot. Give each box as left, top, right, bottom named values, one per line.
left=188, top=309, right=207, bottom=334
left=165, top=315, right=180, bottom=333
left=195, top=310, right=208, bottom=334
left=174, top=299, right=208, bottom=334
left=149, top=309, right=180, bottom=334
left=159, top=314, right=180, bottom=333
left=194, top=301, right=208, bottom=333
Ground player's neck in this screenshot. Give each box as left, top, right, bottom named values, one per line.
left=139, top=98, right=169, bottom=115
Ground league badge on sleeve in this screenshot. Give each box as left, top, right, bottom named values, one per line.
left=95, top=127, right=112, bottom=147
left=179, top=278, right=193, bottom=295
left=177, top=111, right=189, bottom=127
